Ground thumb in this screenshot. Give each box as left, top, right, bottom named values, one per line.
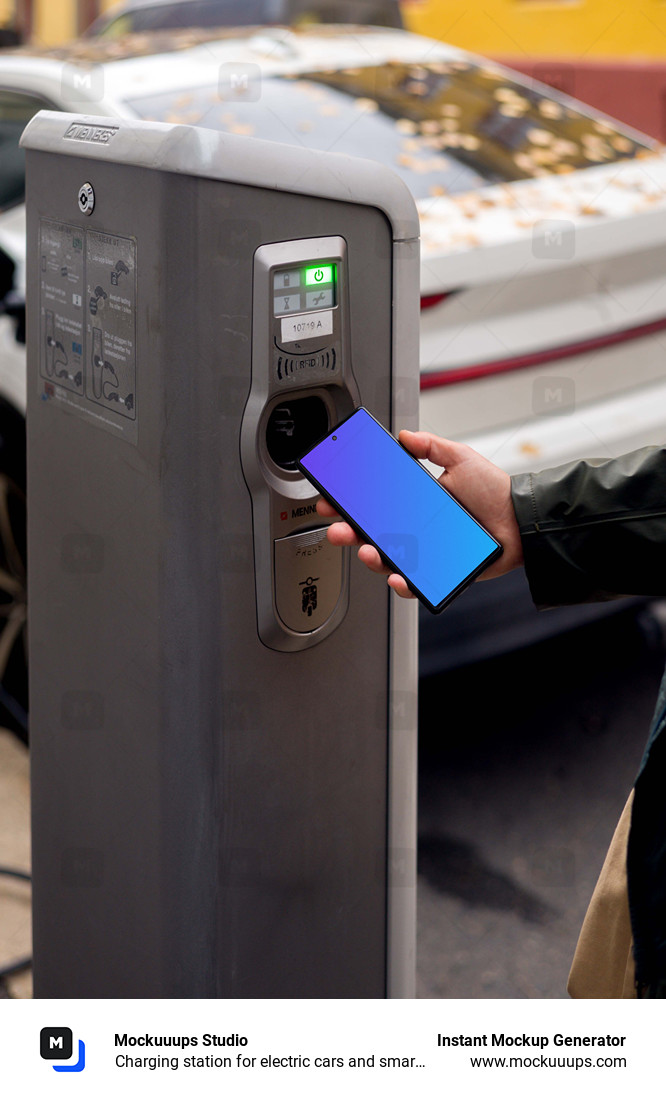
left=398, top=429, right=468, bottom=470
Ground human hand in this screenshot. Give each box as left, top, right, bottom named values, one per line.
left=316, top=429, right=524, bottom=600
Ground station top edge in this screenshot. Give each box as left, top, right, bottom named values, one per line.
left=21, top=110, right=420, bottom=244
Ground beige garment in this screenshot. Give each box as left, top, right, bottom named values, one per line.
left=568, top=790, right=637, bottom=999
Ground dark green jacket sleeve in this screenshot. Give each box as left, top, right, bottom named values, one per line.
left=510, top=445, right=666, bottom=609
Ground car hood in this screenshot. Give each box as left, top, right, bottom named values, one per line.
left=417, top=149, right=666, bottom=292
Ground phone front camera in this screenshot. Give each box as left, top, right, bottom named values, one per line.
left=332, top=435, right=337, bottom=441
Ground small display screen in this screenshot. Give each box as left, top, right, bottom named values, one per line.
left=273, top=263, right=336, bottom=317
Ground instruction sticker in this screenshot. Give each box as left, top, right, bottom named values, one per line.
left=39, top=220, right=138, bottom=444
left=39, top=221, right=85, bottom=398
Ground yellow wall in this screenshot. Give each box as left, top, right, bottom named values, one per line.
left=402, top=0, right=666, bottom=61
left=0, top=0, right=16, bottom=27
left=12, top=0, right=666, bottom=56
left=9, top=0, right=119, bottom=44
left=32, top=1, right=77, bottom=44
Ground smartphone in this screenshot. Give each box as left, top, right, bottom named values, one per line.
left=297, top=407, right=502, bottom=614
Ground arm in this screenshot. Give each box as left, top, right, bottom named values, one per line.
left=320, top=432, right=666, bottom=606
left=512, top=445, right=666, bottom=607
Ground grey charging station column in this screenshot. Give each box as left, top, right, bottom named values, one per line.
left=23, top=111, right=420, bottom=998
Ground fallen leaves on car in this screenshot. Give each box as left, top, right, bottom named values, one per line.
left=498, top=103, right=528, bottom=118
left=528, top=129, right=553, bottom=147
left=539, top=101, right=564, bottom=120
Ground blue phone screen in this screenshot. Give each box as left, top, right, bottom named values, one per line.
left=299, top=408, right=500, bottom=609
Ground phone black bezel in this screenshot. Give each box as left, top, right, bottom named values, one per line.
left=297, top=406, right=503, bottom=615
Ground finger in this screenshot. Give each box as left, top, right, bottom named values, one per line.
left=398, top=429, right=469, bottom=470
left=316, top=498, right=339, bottom=519
left=326, top=520, right=362, bottom=547
left=358, top=543, right=391, bottom=574
left=387, top=573, right=415, bottom=599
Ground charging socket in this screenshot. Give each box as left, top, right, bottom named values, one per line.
left=265, top=395, right=328, bottom=472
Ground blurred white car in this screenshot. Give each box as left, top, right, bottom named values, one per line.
left=1, top=24, right=665, bottom=728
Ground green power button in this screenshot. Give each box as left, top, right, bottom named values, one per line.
left=305, top=264, right=334, bottom=286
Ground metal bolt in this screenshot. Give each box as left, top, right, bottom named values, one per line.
left=78, top=182, right=95, bottom=216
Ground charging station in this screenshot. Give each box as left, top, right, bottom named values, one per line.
left=23, top=111, right=420, bottom=997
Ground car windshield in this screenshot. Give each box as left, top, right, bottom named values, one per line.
left=126, top=59, right=652, bottom=199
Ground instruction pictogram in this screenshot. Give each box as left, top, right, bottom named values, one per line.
left=39, top=219, right=137, bottom=439
left=300, top=576, right=319, bottom=616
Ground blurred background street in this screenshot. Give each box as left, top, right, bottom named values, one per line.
left=417, top=603, right=666, bottom=998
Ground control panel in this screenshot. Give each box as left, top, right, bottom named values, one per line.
left=241, top=237, right=360, bottom=651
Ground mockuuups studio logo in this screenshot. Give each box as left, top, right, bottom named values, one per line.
left=40, top=1027, right=86, bottom=1073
